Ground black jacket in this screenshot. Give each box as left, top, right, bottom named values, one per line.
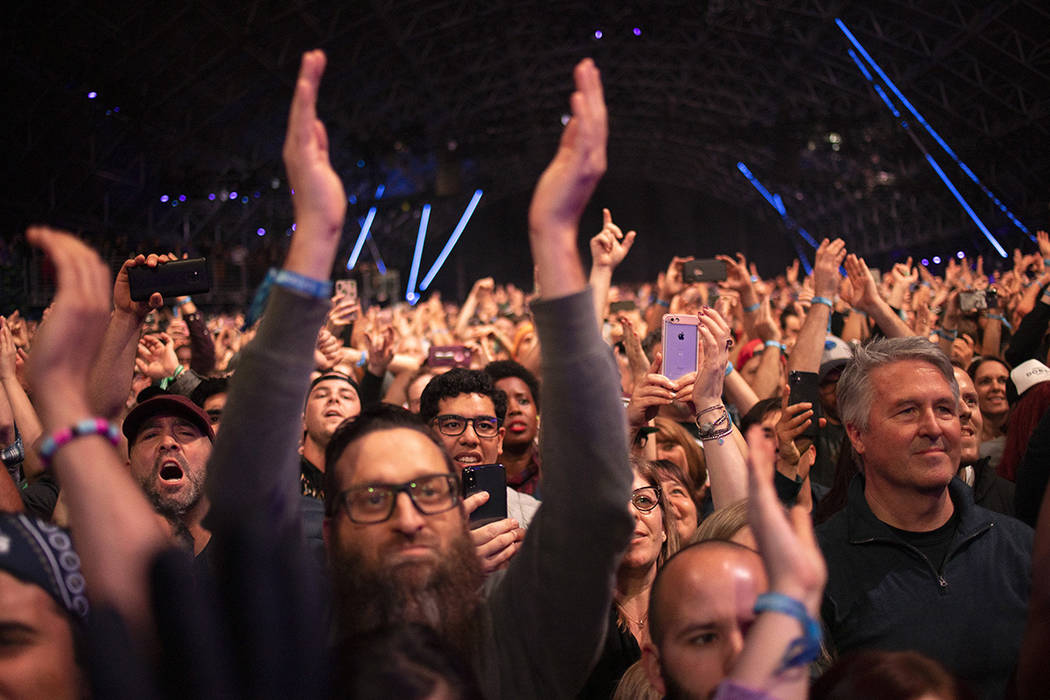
left=817, top=474, right=1032, bottom=700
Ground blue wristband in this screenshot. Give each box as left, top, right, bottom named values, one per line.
left=724, top=361, right=734, bottom=377
left=935, top=328, right=958, bottom=340
left=743, top=302, right=761, bottom=313
left=654, top=299, right=670, bottom=308
left=765, top=340, right=784, bottom=352
left=273, top=268, right=333, bottom=300
left=753, top=592, right=822, bottom=671
left=356, top=350, right=369, bottom=368
left=987, top=314, right=1012, bottom=331
left=811, top=296, right=833, bottom=309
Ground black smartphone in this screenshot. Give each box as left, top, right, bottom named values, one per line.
left=609, top=300, right=637, bottom=314
left=462, top=464, right=507, bottom=528
left=127, top=258, right=210, bottom=301
left=682, top=259, right=728, bottom=283
left=787, top=370, right=822, bottom=441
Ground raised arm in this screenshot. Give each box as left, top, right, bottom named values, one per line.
left=589, top=207, right=637, bottom=327
left=788, top=239, right=845, bottom=374
left=205, top=49, right=346, bottom=535
left=25, top=227, right=169, bottom=633
left=840, top=253, right=914, bottom=339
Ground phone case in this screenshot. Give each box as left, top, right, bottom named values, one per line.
left=462, top=464, right=507, bottom=528
left=787, top=371, right=822, bottom=440
left=127, top=258, right=210, bottom=301
left=662, top=315, right=699, bottom=380
left=682, top=259, right=728, bottom=283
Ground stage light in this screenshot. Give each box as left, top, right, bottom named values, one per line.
left=406, top=204, right=431, bottom=302
left=178, top=195, right=187, bottom=202
left=924, top=154, right=1007, bottom=258
left=594, top=29, right=603, bottom=39
left=347, top=207, right=377, bottom=270
left=160, top=195, right=169, bottom=203
left=420, top=190, right=484, bottom=290
left=921, top=258, right=930, bottom=267
left=257, top=228, right=266, bottom=236
left=837, top=18, right=1029, bottom=238
left=253, top=191, right=261, bottom=198
left=933, top=256, right=942, bottom=264
left=87, top=91, right=97, bottom=99
left=229, top=191, right=238, bottom=200
left=241, top=196, right=249, bottom=204
left=957, top=251, right=965, bottom=259
left=349, top=194, right=357, bottom=204
left=208, top=193, right=216, bottom=201
left=357, top=160, right=366, bottom=168
left=271, top=178, right=280, bottom=189
left=375, top=184, right=385, bottom=200
left=633, top=27, right=642, bottom=36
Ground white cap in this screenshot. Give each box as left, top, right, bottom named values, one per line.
left=1010, top=359, right=1050, bottom=397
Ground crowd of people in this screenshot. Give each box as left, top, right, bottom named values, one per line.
left=1, top=50, right=1050, bottom=700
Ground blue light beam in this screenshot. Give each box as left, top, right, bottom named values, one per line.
left=346, top=207, right=377, bottom=270
left=924, top=154, right=1008, bottom=258
left=420, top=190, right=483, bottom=291
left=406, top=204, right=431, bottom=303
left=736, top=162, right=817, bottom=249
left=836, top=18, right=1029, bottom=238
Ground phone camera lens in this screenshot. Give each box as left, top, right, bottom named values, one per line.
left=678, top=332, right=684, bottom=341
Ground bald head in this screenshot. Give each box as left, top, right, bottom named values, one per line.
left=644, top=541, right=768, bottom=699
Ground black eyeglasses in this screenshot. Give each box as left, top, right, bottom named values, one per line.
left=335, top=474, right=461, bottom=524
left=631, top=485, right=662, bottom=513
left=432, top=414, right=500, bottom=438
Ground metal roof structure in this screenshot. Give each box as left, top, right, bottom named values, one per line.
left=4, top=0, right=1048, bottom=294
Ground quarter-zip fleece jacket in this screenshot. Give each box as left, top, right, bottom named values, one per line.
left=817, top=474, right=1032, bottom=700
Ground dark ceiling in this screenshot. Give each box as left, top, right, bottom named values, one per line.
left=4, top=0, right=1048, bottom=298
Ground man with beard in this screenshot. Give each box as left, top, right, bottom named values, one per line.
left=203, top=51, right=633, bottom=697
left=123, top=393, right=214, bottom=555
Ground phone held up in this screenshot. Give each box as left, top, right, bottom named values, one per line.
left=787, top=370, right=822, bottom=441
left=128, top=258, right=210, bottom=302
left=682, top=259, right=728, bottom=284
left=662, top=314, right=699, bottom=381
left=462, top=464, right=508, bottom=529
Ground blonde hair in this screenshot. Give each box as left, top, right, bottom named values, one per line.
left=693, top=499, right=749, bottom=544
left=612, top=660, right=662, bottom=700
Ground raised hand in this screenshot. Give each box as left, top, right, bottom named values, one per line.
left=1037, top=230, right=1050, bottom=261
left=590, top=208, right=637, bottom=269
left=692, top=306, right=733, bottom=406
left=135, top=333, right=180, bottom=380
left=626, top=353, right=690, bottom=429
left=841, top=254, right=880, bottom=312
left=528, top=58, right=607, bottom=299
left=314, top=328, right=344, bottom=371
left=364, top=325, right=396, bottom=377
left=812, top=238, right=846, bottom=299
left=0, top=319, right=17, bottom=384
left=112, top=252, right=180, bottom=320
left=24, top=228, right=113, bottom=425
left=282, top=49, right=347, bottom=278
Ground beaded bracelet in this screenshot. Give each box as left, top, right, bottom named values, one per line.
left=39, top=418, right=121, bottom=469
left=743, top=302, right=761, bottom=313
left=811, top=296, right=833, bottom=309
left=695, top=405, right=733, bottom=441
left=753, top=592, right=822, bottom=671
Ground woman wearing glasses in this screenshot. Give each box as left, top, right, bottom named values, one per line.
left=578, top=459, right=680, bottom=699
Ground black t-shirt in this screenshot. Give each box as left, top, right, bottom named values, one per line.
left=887, top=512, right=959, bottom=572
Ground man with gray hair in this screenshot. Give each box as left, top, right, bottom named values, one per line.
left=816, top=336, right=1032, bottom=700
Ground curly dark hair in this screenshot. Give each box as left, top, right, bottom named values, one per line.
left=483, top=360, right=540, bottom=410
left=418, top=368, right=508, bottom=425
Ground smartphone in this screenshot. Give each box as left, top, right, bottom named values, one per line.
left=959, top=289, right=998, bottom=313
left=609, top=300, right=637, bottom=314
left=682, top=259, right=728, bottom=284
left=128, top=258, right=210, bottom=301
left=662, top=314, right=699, bottom=380
left=335, top=278, right=357, bottom=301
left=787, top=370, right=822, bottom=441
left=462, top=464, right=507, bottom=528
left=428, top=345, right=472, bottom=368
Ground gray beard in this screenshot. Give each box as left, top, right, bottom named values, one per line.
left=329, top=529, right=483, bottom=657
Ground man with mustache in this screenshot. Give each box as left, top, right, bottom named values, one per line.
left=123, top=393, right=214, bottom=554
left=817, top=336, right=1032, bottom=699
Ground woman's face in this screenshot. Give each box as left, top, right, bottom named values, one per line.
left=660, top=475, right=699, bottom=542
left=622, top=471, right=666, bottom=572
left=656, top=439, right=689, bottom=474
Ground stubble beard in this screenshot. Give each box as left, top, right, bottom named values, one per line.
left=140, top=453, right=205, bottom=518
left=329, top=528, right=483, bottom=656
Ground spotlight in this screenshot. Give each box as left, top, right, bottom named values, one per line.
left=932, top=256, right=942, bottom=264
left=594, top=29, right=603, bottom=39
left=956, top=251, right=965, bottom=259
left=208, top=193, right=216, bottom=201
left=229, top=191, right=238, bottom=200
left=178, top=195, right=186, bottom=202
left=87, top=91, right=97, bottom=99
left=256, top=228, right=266, bottom=236
left=633, top=27, right=642, bottom=36
left=921, top=258, right=929, bottom=267
left=159, top=195, right=169, bottom=203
